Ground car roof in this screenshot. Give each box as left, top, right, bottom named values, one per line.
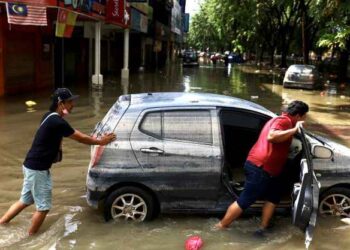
left=127, top=92, right=276, bottom=117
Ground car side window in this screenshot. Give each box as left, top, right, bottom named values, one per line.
left=220, top=110, right=265, bottom=130
left=163, top=110, right=212, bottom=144
left=140, top=112, right=161, bottom=138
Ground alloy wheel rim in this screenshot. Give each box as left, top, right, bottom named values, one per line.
left=111, top=193, right=147, bottom=221
left=319, top=194, right=350, bottom=216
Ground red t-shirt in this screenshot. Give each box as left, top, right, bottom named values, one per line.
left=247, top=113, right=296, bottom=177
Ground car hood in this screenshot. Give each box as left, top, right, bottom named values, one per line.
left=311, top=135, right=350, bottom=174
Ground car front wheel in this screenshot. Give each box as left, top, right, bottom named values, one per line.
left=319, top=187, right=350, bottom=217
left=104, top=186, right=154, bottom=222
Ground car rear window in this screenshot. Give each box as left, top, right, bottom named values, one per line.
left=92, top=96, right=130, bottom=138
left=163, top=110, right=212, bottom=144
left=140, top=112, right=161, bottom=138
left=289, top=65, right=314, bottom=74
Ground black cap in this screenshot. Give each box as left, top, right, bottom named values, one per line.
left=52, top=88, right=79, bottom=103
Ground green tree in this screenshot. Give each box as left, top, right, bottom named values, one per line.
left=188, top=0, right=350, bottom=79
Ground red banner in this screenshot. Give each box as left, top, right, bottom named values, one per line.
left=105, top=0, right=130, bottom=28
left=5, top=0, right=57, bottom=6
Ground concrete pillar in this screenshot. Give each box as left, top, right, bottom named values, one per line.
left=0, top=17, right=5, bottom=96
left=121, top=78, right=129, bottom=95
left=121, top=28, right=129, bottom=79
left=107, top=39, right=111, bottom=72
left=141, top=37, right=146, bottom=67
left=92, top=21, right=103, bottom=87
left=88, top=37, right=93, bottom=80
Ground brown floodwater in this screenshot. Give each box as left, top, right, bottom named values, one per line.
left=0, top=61, right=350, bottom=249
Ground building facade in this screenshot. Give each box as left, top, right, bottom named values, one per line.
left=0, top=0, right=187, bottom=96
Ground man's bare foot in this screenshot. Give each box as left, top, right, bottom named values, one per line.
left=0, top=219, right=9, bottom=225
left=214, top=222, right=227, bottom=230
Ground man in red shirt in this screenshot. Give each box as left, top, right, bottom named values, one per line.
left=216, top=100, right=309, bottom=234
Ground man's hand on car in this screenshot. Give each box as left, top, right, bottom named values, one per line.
left=100, top=133, right=117, bottom=145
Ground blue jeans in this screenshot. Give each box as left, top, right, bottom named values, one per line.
left=236, top=161, right=282, bottom=210
left=20, top=166, right=52, bottom=211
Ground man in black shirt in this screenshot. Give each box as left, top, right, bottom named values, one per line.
left=0, top=88, right=116, bottom=235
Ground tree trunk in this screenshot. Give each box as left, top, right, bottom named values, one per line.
left=338, top=40, right=350, bottom=82
left=259, top=45, right=264, bottom=64
left=279, top=29, right=288, bottom=68
left=301, top=12, right=309, bottom=64
left=269, top=46, right=274, bottom=66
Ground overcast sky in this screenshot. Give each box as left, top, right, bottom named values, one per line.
left=185, top=0, right=203, bottom=15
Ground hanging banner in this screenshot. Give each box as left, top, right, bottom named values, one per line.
left=105, top=0, right=130, bottom=28
left=55, top=8, right=78, bottom=38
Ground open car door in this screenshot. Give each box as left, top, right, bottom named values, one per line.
left=292, top=127, right=321, bottom=248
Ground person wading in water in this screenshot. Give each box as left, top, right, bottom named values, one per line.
left=0, top=88, right=116, bottom=235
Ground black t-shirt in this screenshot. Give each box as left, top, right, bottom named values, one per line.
left=23, top=112, right=75, bottom=170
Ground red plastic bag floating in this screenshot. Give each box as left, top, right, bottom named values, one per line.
left=185, top=236, right=203, bottom=250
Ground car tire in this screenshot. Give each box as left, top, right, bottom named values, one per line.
left=319, top=187, right=350, bottom=217
left=104, top=186, right=155, bottom=222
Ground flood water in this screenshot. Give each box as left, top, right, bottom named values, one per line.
left=1, top=61, right=350, bottom=249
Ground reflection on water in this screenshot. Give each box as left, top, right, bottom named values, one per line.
left=0, top=62, right=350, bottom=249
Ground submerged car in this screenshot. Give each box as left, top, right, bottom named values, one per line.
left=283, top=64, right=321, bottom=89
left=86, top=92, right=350, bottom=245
left=182, top=50, right=199, bottom=67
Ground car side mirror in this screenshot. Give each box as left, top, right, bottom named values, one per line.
left=311, top=145, right=333, bottom=159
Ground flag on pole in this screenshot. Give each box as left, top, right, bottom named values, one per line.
left=55, top=9, right=78, bottom=38
left=6, top=3, right=47, bottom=26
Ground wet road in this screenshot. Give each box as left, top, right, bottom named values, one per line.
left=0, top=61, right=350, bottom=249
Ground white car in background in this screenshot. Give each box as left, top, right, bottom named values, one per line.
left=283, top=64, right=321, bottom=90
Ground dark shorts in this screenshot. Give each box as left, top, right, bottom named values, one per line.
left=236, top=161, right=282, bottom=210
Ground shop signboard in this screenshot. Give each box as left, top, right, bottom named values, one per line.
left=129, top=0, right=148, bottom=15
left=182, top=13, right=189, bottom=33
left=171, top=0, right=181, bottom=35
left=156, top=21, right=169, bottom=41
left=131, top=7, right=148, bottom=33
left=5, top=0, right=57, bottom=6
left=105, top=0, right=130, bottom=28
left=58, top=0, right=106, bottom=18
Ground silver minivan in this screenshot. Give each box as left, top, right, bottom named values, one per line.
left=86, top=92, right=350, bottom=246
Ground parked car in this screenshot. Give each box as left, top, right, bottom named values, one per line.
left=283, top=64, right=321, bottom=89
left=228, top=53, right=244, bottom=63
left=182, top=50, right=199, bottom=67
left=224, top=53, right=244, bottom=66
left=86, top=92, right=350, bottom=245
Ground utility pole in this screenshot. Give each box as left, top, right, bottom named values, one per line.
left=301, top=0, right=309, bottom=64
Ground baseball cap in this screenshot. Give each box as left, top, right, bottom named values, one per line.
left=52, top=88, right=79, bottom=102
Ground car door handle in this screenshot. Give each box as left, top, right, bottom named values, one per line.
left=140, top=147, right=164, bottom=154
